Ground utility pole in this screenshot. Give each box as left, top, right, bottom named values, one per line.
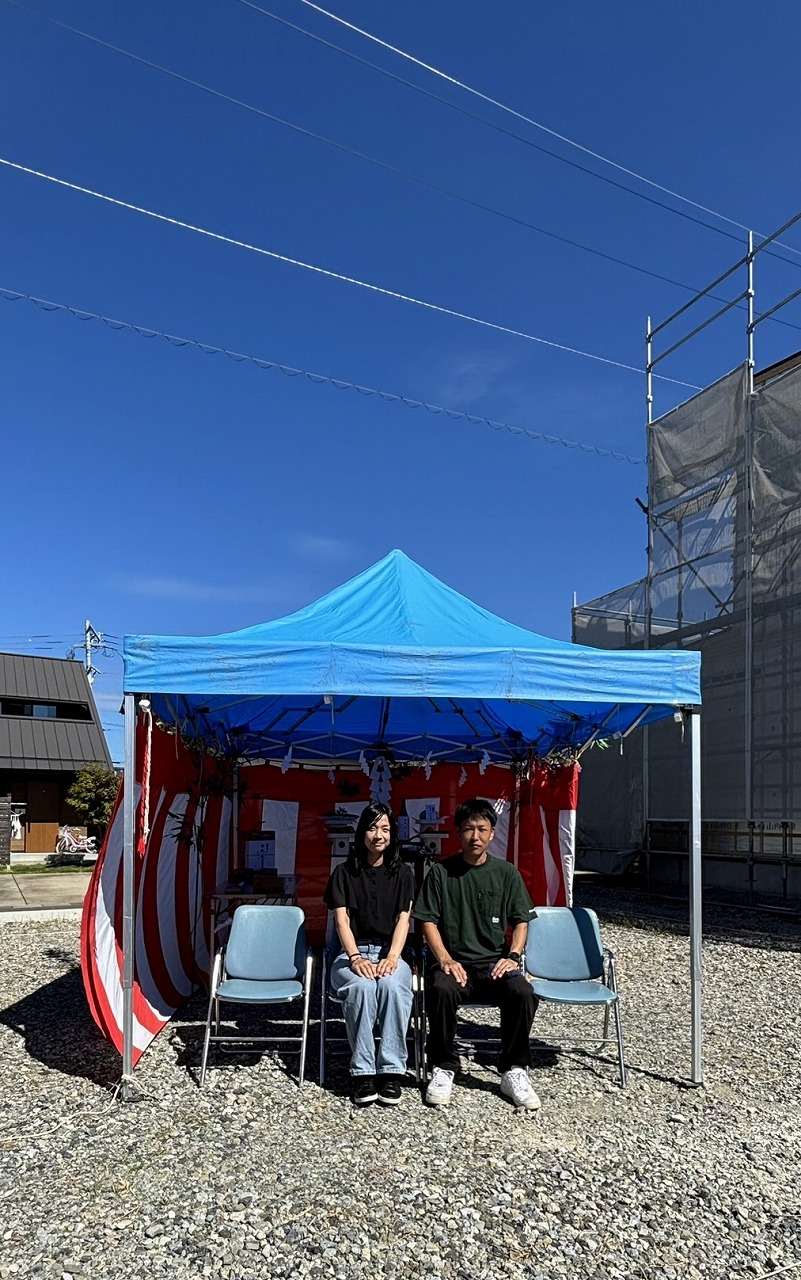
left=68, top=620, right=103, bottom=683
left=84, top=619, right=102, bottom=684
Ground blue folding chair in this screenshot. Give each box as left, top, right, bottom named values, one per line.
left=524, top=906, right=627, bottom=1086
left=200, top=904, right=313, bottom=1086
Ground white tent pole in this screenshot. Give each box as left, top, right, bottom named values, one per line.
left=121, top=693, right=137, bottom=1098
left=689, top=709, right=703, bottom=1084
left=512, top=770, right=520, bottom=870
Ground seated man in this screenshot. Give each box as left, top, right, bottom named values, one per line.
left=413, top=798, right=540, bottom=1110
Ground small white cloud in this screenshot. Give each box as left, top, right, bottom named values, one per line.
left=290, top=534, right=353, bottom=562
left=431, top=353, right=515, bottom=409
left=92, top=690, right=125, bottom=713
left=119, top=576, right=288, bottom=604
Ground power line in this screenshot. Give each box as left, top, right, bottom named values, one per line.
left=0, top=1, right=743, bottom=302
left=289, top=0, right=801, bottom=259
left=0, top=285, right=647, bottom=464
left=8, top=3, right=800, bottom=311
left=5, top=0, right=800, bottom=333
left=237, top=3, right=801, bottom=276
left=236, top=0, right=751, bottom=250
left=0, top=155, right=699, bottom=387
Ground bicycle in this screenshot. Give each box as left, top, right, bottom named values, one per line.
left=55, top=827, right=97, bottom=857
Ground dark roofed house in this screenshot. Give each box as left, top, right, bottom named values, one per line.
left=0, top=653, right=112, bottom=856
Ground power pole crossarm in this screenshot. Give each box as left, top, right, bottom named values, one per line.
left=84, top=619, right=102, bottom=684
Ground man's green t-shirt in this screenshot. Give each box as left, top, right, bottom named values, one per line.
left=413, top=854, right=535, bottom=964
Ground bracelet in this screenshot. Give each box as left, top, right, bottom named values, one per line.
left=348, top=952, right=361, bottom=963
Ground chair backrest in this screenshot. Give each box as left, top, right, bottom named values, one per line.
left=225, top=905, right=307, bottom=982
left=524, top=907, right=605, bottom=982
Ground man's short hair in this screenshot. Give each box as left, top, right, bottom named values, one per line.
left=454, top=798, right=497, bottom=829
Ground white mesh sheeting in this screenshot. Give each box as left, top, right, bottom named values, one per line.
left=574, top=356, right=801, bottom=854
left=650, top=367, right=745, bottom=508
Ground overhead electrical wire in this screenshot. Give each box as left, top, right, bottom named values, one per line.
left=0, top=156, right=700, bottom=388
left=235, top=0, right=801, bottom=268
left=0, top=2, right=743, bottom=301
left=4, top=0, right=800, bottom=336
left=286, top=0, right=801, bottom=260
left=0, top=285, right=647, bottom=464
left=11, top=0, right=793, bottom=265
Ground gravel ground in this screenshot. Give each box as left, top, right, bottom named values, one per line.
left=1, top=902, right=800, bottom=1280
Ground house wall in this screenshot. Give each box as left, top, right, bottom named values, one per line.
left=0, top=770, right=84, bottom=854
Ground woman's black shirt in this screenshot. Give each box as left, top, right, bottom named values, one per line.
left=324, top=861, right=416, bottom=943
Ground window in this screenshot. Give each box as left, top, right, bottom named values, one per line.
left=0, top=699, right=92, bottom=721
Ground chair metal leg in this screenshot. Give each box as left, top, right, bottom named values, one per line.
left=416, top=981, right=427, bottom=1083
left=319, top=950, right=329, bottom=1085
left=613, top=999, right=627, bottom=1087
left=411, top=980, right=418, bottom=1082
left=200, top=1002, right=214, bottom=1087
left=298, top=953, right=313, bottom=1086
left=604, top=955, right=619, bottom=1056
left=200, top=953, right=223, bottom=1086
left=599, top=1002, right=611, bottom=1050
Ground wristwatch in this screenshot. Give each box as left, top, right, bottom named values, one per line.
left=508, top=950, right=522, bottom=964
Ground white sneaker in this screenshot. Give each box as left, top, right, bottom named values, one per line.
left=425, top=1066, right=455, bottom=1106
left=500, top=1067, right=541, bottom=1111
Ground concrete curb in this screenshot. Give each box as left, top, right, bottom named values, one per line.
left=0, top=907, right=84, bottom=925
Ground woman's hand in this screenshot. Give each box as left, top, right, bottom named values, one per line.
left=350, top=954, right=378, bottom=979
left=376, top=952, right=399, bottom=977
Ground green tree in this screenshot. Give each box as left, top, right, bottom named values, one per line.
left=66, top=762, right=121, bottom=837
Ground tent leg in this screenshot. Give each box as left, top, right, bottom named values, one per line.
left=121, top=693, right=137, bottom=1100
left=689, top=710, right=703, bottom=1085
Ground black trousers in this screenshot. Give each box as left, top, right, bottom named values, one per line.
left=425, top=962, right=538, bottom=1074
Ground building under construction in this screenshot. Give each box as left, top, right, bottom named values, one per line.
left=573, top=216, right=801, bottom=908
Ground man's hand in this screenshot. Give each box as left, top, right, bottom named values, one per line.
left=376, top=953, right=399, bottom=977
left=441, top=959, right=468, bottom=987
left=490, top=957, right=520, bottom=980
left=350, top=955, right=378, bottom=979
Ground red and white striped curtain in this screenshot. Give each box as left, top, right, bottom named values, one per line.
left=81, top=724, right=578, bottom=1066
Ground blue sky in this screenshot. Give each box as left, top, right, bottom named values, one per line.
left=2, top=0, right=800, bottom=764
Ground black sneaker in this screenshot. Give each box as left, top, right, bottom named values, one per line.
left=352, top=1076, right=378, bottom=1106
left=377, top=1076, right=403, bottom=1106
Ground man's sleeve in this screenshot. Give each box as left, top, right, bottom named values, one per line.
left=506, top=866, right=535, bottom=925
left=412, top=863, right=443, bottom=923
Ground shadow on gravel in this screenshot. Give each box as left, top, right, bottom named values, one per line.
left=0, top=965, right=121, bottom=1087
left=580, top=883, right=801, bottom=953
left=532, top=1042, right=694, bottom=1091
left=168, top=999, right=314, bottom=1089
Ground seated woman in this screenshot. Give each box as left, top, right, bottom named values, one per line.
left=323, top=802, right=416, bottom=1106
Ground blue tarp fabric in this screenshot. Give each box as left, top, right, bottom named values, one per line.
left=122, top=550, right=700, bottom=762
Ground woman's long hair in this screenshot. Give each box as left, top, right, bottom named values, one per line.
left=347, top=802, right=401, bottom=876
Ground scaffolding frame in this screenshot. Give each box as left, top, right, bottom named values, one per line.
left=572, top=206, right=801, bottom=925
left=644, top=210, right=801, bottom=831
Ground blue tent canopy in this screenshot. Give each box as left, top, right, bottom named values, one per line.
left=123, top=550, right=700, bottom=762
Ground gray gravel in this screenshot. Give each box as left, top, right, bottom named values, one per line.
left=1, top=905, right=800, bottom=1280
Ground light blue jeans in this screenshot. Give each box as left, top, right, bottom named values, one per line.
left=330, top=943, right=413, bottom=1077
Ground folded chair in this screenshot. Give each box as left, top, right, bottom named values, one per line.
left=318, top=945, right=425, bottom=1085
left=524, top=906, right=627, bottom=1086
left=200, top=904, right=313, bottom=1086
